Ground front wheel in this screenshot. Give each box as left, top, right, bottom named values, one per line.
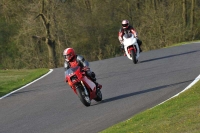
left=131, top=49, right=137, bottom=64
left=76, top=87, right=91, bottom=107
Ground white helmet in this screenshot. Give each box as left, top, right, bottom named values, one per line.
left=122, top=20, right=129, bottom=29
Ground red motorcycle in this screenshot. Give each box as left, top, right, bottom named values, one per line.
left=65, top=66, right=102, bottom=106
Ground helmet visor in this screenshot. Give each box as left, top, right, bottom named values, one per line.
left=122, top=24, right=128, bottom=27
left=64, top=54, right=72, bottom=59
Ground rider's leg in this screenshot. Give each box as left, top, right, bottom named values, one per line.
left=120, top=44, right=126, bottom=56
left=137, top=39, right=142, bottom=52
left=86, top=70, right=102, bottom=89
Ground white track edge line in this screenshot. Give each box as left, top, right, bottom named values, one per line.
left=154, top=74, right=200, bottom=108
left=0, top=69, right=53, bottom=100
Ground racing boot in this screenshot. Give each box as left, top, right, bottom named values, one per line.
left=94, top=81, right=102, bottom=94
left=137, top=39, right=142, bottom=53
left=90, top=72, right=102, bottom=90
left=122, top=50, right=126, bottom=56
left=139, top=47, right=142, bottom=53
left=94, top=81, right=102, bottom=89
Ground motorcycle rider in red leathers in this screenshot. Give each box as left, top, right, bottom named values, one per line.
left=63, top=48, right=102, bottom=89
left=118, top=20, right=142, bottom=56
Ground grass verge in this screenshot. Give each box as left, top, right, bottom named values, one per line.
left=0, top=68, right=49, bottom=97
left=100, top=41, right=200, bottom=133
left=100, top=80, right=200, bottom=133
left=1, top=41, right=199, bottom=132
left=164, top=40, right=200, bottom=48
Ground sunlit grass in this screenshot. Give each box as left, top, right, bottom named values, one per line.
left=100, top=40, right=200, bottom=133
left=0, top=68, right=49, bottom=97
left=1, top=41, right=200, bottom=132
left=101, top=81, right=200, bottom=133
left=164, top=40, right=200, bottom=48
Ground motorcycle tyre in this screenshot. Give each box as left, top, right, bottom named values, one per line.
left=94, top=89, right=102, bottom=102
left=131, top=49, right=138, bottom=64
left=76, top=87, right=91, bottom=107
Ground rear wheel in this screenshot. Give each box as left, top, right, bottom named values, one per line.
left=76, top=87, right=91, bottom=107
left=131, top=49, right=137, bottom=64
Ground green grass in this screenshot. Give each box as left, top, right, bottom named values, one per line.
left=0, top=41, right=200, bottom=132
left=164, top=40, right=200, bottom=48
left=100, top=80, right=200, bottom=133
left=1, top=70, right=199, bottom=133
left=100, top=41, right=200, bottom=133
left=0, top=68, right=49, bottom=97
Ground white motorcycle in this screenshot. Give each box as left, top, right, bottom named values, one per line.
left=122, top=31, right=140, bottom=64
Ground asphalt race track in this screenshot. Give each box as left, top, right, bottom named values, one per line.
left=1, top=43, right=200, bottom=133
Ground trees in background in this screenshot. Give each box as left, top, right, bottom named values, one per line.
left=0, top=0, right=200, bottom=69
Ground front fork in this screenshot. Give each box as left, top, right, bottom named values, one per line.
left=81, top=81, right=89, bottom=96
left=127, top=46, right=136, bottom=55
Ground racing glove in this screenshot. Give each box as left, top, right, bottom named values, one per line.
left=82, top=66, right=90, bottom=72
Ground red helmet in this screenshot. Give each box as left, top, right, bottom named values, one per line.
left=122, top=20, right=129, bottom=29
left=63, top=48, right=75, bottom=62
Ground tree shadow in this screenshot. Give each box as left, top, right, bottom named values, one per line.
left=100, top=80, right=192, bottom=104
left=140, top=50, right=198, bottom=63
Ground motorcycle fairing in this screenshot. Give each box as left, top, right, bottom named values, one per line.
left=82, top=76, right=96, bottom=91
left=82, top=76, right=97, bottom=99
left=123, top=33, right=140, bottom=60
left=65, top=66, right=97, bottom=99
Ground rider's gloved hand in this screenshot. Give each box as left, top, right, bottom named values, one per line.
left=82, top=66, right=90, bottom=72
left=119, top=39, right=123, bottom=44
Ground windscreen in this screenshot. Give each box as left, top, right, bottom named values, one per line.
left=123, top=32, right=132, bottom=39
left=65, top=66, right=80, bottom=75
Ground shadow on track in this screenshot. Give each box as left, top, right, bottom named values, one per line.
left=101, top=80, right=192, bottom=104
left=140, top=50, right=198, bottom=63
